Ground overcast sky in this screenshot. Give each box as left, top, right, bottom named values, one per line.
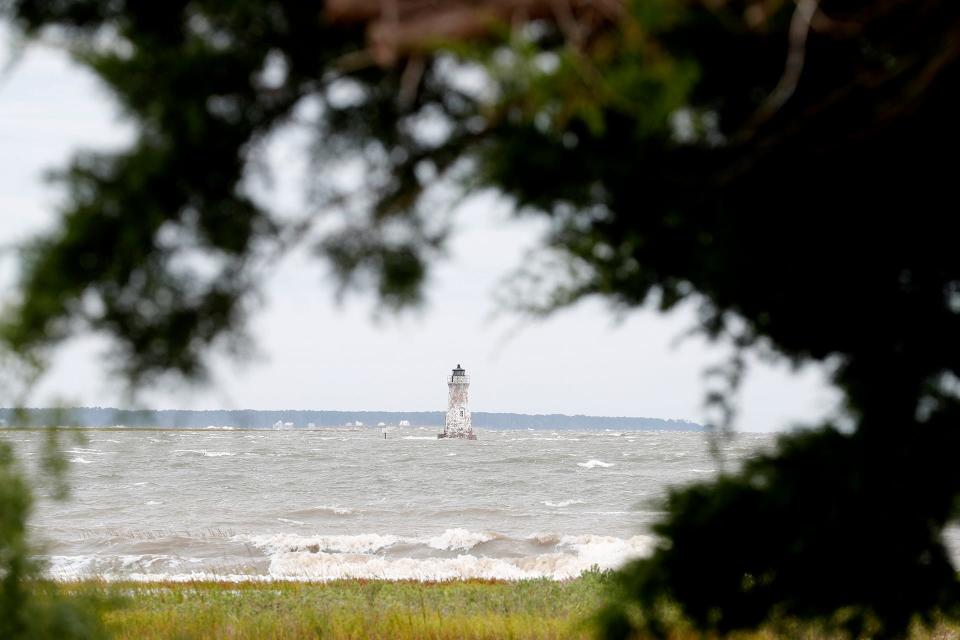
left=0, top=29, right=841, bottom=431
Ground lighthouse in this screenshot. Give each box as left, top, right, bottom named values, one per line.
left=438, top=364, right=476, bottom=440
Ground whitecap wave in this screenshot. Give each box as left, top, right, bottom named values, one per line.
left=46, top=555, right=95, bottom=578
left=542, top=499, right=585, bottom=508
left=173, top=449, right=235, bottom=457
left=47, top=554, right=175, bottom=576
left=70, top=457, right=93, bottom=464
left=241, top=532, right=403, bottom=555
left=425, top=528, right=497, bottom=551
left=577, top=459, right=614, bottom=469
left=249, top=531, right=652, bottom=581
left=528, top=532, right=563, bottom=545
left=43, top=529, right=654, bottom=582
left=557, top=534, right=652, bottom=569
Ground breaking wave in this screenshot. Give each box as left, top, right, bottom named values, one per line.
left=243, top=532, right=403, bottom=555
left=47, top=529, right=654, bottom=582
left=425, top=528, right=498, bottom=551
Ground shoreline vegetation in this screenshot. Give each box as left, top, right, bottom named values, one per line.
left=61, top=573, right=611, bottom=640
left=46, top=574, right=960, bottom=640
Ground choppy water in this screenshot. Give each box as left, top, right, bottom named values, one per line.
left=5, top=427, right=946, bottom=582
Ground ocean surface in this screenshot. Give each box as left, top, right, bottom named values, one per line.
left=2, top=428, right=956, bottom=582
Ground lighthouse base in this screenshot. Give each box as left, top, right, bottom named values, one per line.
left=437, top=431, right=477, bottom=440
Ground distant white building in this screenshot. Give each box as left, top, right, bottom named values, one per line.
left=438, top=364, right=476, bottom=440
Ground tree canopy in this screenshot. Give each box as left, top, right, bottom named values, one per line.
left=2, top=0, right=959, bottom=635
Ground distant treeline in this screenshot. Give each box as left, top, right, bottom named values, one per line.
left=0, top=407, right=702, bottom=431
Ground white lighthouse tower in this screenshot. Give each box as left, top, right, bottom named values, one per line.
left=438, top=364, right=476, bottom=440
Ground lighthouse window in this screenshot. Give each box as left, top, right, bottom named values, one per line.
left=460, top=409, right=464, bottom=417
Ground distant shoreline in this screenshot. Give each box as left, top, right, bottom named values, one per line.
left=0, top=407, right=703, bottom=431
left=1, top=425, right=706, bottom=433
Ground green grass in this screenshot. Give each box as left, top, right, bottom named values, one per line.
left=53, top=574, right=960, bottom=640
left=62, top=572, right=612, bottom=640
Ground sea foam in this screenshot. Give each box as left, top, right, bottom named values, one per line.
left=64, top=530, right=655, bottom=582
left=225, top=529, right=654, bottom=582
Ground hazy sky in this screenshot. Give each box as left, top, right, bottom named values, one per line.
left=0, top=29, right=841, bottom=430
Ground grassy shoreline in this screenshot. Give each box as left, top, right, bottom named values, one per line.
left=53, top=574, right=960, bottom=640
left=62, top=573, right=612, bottom=639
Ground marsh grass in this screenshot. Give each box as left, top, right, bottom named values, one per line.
left=52, top=572, right=960, bottom=640
left=61, top=572, right=612, bottom=639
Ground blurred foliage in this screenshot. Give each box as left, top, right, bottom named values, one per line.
left=599, top=423, right=960, bottom=638
left=1, top=435, right=111, bottom=639
left=2, top=0, right=960, bottom=636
